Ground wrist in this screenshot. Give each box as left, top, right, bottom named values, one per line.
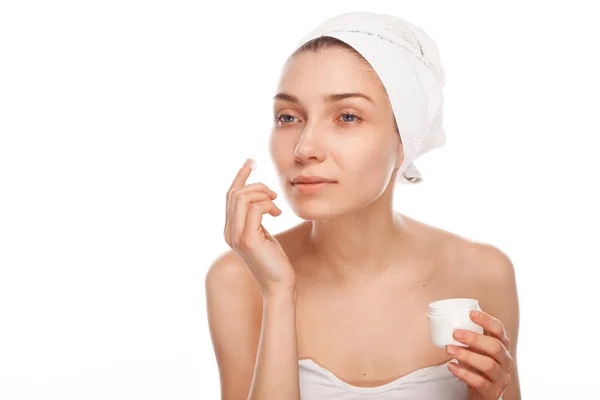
left=262, top=284, right=297, bottom=303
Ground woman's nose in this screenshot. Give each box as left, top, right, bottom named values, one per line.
left=294, top=128, right=326, bottom=163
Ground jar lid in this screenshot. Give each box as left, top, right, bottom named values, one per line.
left=428, top=298, right=479, bottom=315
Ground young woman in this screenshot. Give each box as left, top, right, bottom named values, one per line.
left=206, top=12, right=520, bottom=400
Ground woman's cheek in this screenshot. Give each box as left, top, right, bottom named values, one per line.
left=357, top=153, right=395, bottom=191
left=268, top=133, right=287, bottom=164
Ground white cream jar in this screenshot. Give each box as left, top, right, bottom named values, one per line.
left=428, top=298, right=484, bottom=348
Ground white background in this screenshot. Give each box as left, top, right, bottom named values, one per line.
left=1, top=1, right=598, bottom=399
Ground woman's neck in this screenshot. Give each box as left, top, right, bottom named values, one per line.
left=303, top=208, right=416, bottom=284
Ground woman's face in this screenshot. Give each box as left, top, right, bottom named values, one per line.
left=269, top=47, right=403, bottom=220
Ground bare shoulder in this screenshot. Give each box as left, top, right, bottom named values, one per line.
left=421, top=222, right=522, bottom=398
left=204, top=248, right=264, bottom=339
left=409, top=216, right=515, bottom=280
left=205, top=249, right=264, bottom=399
left=205, top=249, right=261, bottom=297
left=448, top=232, right=517, bottom=290
left=415, top=219, right=520, bottom=319
left=204, top=247, right=264, bottom=325
left=417, top=219, right=520, bottom=324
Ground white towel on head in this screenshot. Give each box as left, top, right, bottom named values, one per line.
left=291, top=11, right=446, bottom=184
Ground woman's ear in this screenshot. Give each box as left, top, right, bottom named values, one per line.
left=395, top=141, right=405, bottom=170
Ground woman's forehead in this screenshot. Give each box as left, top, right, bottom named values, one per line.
left=281, top=51, right=383, bottom=92
left=282, top=49, right=377, bottom=82
left=276, top=69, right=385, bottom=106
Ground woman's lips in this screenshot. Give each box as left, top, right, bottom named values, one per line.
left=292, top=182, right=336, bottom=193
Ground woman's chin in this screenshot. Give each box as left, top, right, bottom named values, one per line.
left=290, top=203, right=344, bottom=221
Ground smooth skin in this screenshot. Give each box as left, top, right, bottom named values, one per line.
left=206, top=46, right=521, bottom=399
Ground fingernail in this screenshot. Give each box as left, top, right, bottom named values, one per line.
left=471, top=310, right=479, bottom=320
left=249, top=158, right=257, bottom=171
left=446, top=345, right=459, bottom=356
left=454, top=329, right=467, bottom=340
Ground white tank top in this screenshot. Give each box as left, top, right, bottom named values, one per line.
left=298, top=358, right=467, bottom=399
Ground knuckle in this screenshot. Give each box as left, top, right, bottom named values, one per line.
left=236, top=190, right=250, bottom=201
left=482, top=379, right=493, bottom=391
left=493, top=341, right=504, bottom=356
left=231, top=233, right=242, bottom=248
left=240, top=234, right=255, bottom=249
left=233, top=239, right=245, bottom=251
left=472, top=376, right=485, bottom=389
left=475, top=375, right=491, bottom=390
left=229, top=188, right=240, bottom=202
left=482, top=359, right=497, bottom=375
left=507, top=355, right=515, bottom=372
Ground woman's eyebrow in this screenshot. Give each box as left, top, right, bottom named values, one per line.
left=273, top=92, right=374, bottom=104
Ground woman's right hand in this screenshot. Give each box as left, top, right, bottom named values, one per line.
left=224, top=158, right=296, bottom=297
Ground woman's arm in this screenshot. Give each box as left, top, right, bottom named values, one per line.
left=481, top=245, right=521, bottom=400
left=206, top=250, right=301, bottom=400
left=465, top=243, right=522, bottom=400
left=249, top=286, right=300, bottom=400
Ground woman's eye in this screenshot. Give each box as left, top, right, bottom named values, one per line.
left=274, top=114, right=296, bottom=124
left=274, top=112, right=362, bottom=125
left=340, top=113, right=359, bottom=123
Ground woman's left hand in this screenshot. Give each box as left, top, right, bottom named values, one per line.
left=445, top=309, right=514, bottom=400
